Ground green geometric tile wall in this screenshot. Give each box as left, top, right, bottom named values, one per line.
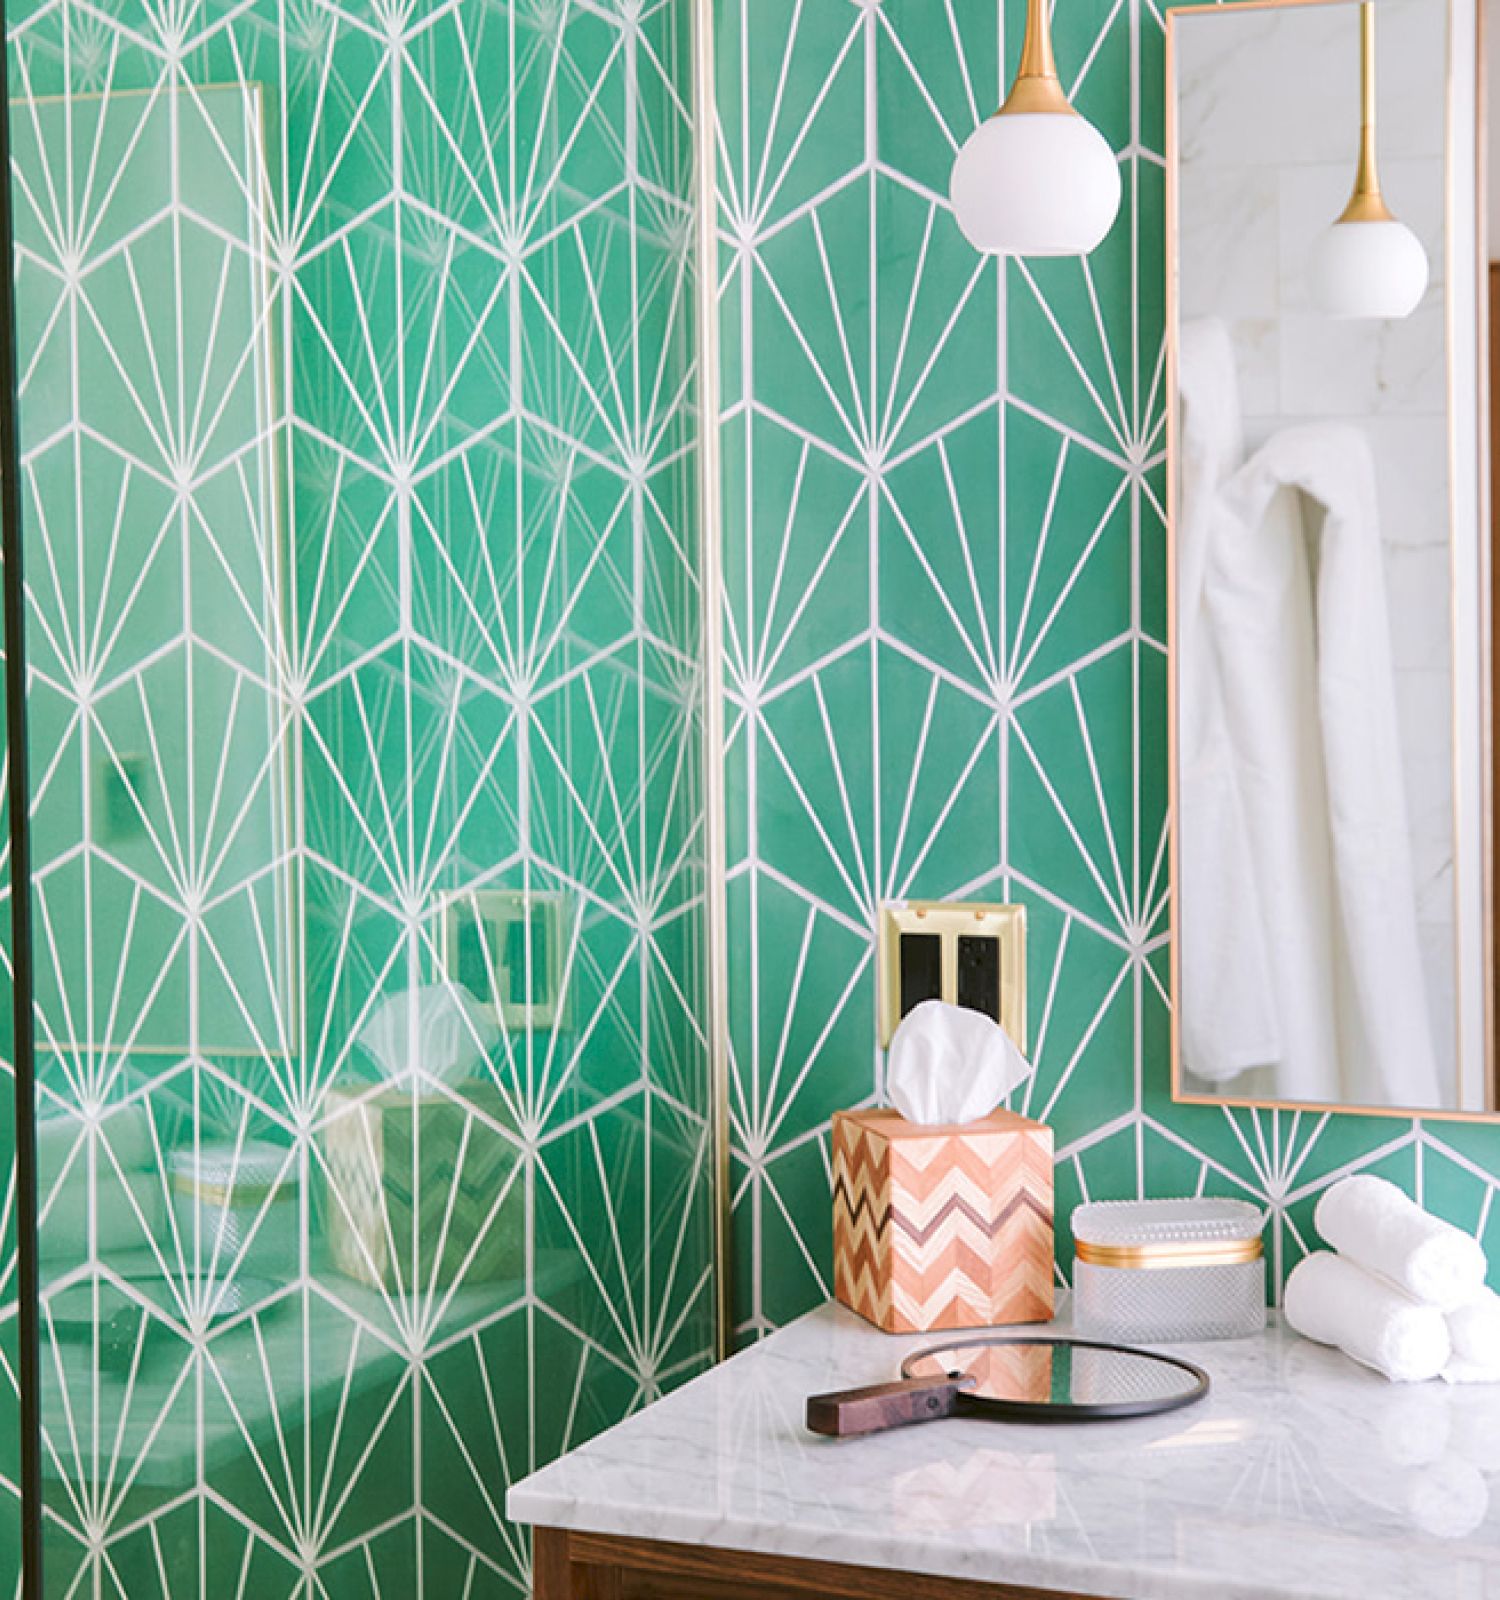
left=3, top=1, right=713, bottom=1595
left=713, top=0, right=1500, bottom=1342
left=0, top=2, right=1496, bottom=1596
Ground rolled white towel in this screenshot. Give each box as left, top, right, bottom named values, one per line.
left=1314, top=1175, right=1487, bottom=1311
left=1284, top=1251, right=1451, bottom=1382
left=1443, top=1359, right=1500, bottom=1386
left=1448, top=1286, right=1500, bottom=1367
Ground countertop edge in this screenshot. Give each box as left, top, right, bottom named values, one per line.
left=503, top=1487, right=1337, bottom=1600
left=501, top=1306, right=1468, bottom=1600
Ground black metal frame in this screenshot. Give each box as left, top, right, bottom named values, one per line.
left=0, top=6, right=45, bottom=1594
left=901, top=1334, right=1212, bottom=1422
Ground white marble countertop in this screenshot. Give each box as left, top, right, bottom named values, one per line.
left=507, top=1299, right=1500, bottom=1599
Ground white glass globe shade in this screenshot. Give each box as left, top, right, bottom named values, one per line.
left=950, top=111, right=1121, bottom=257
left=1308, top=218, right=1429, bottom=319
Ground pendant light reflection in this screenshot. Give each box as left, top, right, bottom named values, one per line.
left=950, top=0, right=1121, bottom=257
left=1308, top=1, right=1428, bottom=319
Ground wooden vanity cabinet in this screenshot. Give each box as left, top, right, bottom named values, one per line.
left=533, top=1528, right=1105, bottom=1600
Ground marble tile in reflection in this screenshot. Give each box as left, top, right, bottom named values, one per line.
left=1386, top=544, right=1456, bottom=673
left=1366, top=415, right=1451, bottom=548
left=1176, top=0, right=1444, bottom=175
left=1179, top=163, right=1280, bottom=320
left=1420, top=913, right=1459, bottom=1086
left=1277, top=305, right=1447, bottom=419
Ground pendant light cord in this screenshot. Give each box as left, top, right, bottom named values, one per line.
left=1362, top=0, right=1376, bottom=130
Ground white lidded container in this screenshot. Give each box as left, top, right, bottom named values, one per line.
left=170, top=1140, right=297, bottom=1279
left=1071, top=1197, right=1266, bottom=1343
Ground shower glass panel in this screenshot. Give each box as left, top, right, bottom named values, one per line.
left=0, top=833, right=19, bottom=1596
left=1, top=1, right=715, bottom=1594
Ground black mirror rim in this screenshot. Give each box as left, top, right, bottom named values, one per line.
left=900, top=1332, right=1212, bottom=1423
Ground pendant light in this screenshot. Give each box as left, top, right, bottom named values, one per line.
left=1308, top=1, right=1428, bottom=319
left=949, top=0, right=1121, bottom=257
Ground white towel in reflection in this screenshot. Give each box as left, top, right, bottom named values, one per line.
left=1285, top=1342, right=1491, bottom=1534
left=1212, top=427, right=1440, bottom=1106
left=35, top=1105, right=155, bottom=1191
left=38, top=1167, right=166, bottom=1264
left=1447, top=1389, right=1500, bottom=1465
left=1176, top=319, right=1282, bottom=1084
left=1180, top=403, right=1440, bottom=1107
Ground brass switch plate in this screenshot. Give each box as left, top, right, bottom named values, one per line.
left=437, top=888, right=569, bottom=1030
left=877, top=900, right=1026, bottom=1050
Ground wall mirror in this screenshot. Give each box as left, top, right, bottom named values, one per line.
left=1167, top=0, right=1492, bottom=1113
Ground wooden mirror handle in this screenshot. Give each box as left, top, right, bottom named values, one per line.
left=805, top=1373, right=974, bottom=1437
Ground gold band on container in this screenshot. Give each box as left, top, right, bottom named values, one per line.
left=1074, top=1236, right=1264, bottom=1270
left=172, top=1177, right=291, bottom=1206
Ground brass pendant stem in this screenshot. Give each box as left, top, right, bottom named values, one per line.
left=997, top=0, right=1076, bottom=117
left=1339, top=2, right=1394, bottom=223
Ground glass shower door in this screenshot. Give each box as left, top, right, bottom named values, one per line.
left=0, top=2, right=715, bottom=1594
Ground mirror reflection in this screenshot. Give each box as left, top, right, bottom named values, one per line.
left=1169, top=0, right=1490, bottom=1113
left=904, top=1338, right=1209, bottom=1411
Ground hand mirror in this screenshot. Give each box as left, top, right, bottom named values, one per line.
left=806, top=1335, right=1210, bottom=1437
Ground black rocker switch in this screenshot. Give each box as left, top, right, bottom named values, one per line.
left=898, top=932, right=943, bottom=1020
left=956, top=934, right=1002, bottom=1024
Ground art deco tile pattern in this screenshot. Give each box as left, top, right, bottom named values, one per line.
left=713, top=0, right=1500, bottom=1343
left=0, top=0, right=1497, bottom=1594
left=1, top=1, right=714, bottom=1595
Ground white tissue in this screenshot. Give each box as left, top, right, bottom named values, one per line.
left=358, top=983, right=499, bottom=1084
left=886, top=1001, right=1033, bottom=1127
left=1314, top=1175, right=1487, bottom=1312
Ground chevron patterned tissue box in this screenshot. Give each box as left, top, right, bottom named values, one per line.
left=322, top=1084, right=522, bottom=1292
left=832, top=1106, right=1054, bottom=1333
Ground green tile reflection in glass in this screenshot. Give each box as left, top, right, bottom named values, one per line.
left=4, top=1, right=713, bottom=1594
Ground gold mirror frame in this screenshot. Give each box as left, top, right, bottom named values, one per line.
left=1164, top=0, right=1496, bottom=1120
